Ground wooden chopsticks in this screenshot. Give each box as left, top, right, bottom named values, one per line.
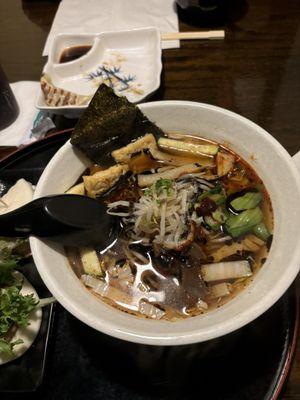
left=161, top=30, right=225, bottom=41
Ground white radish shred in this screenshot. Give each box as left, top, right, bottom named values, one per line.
left=107, top=210, right=130, bottom=217
left=126, top=179, right=198, bottom=248
left=181, top=189, right=188, bottom=214
left=201, top=260, right=252, bottom=282
left=160, top=202, right=166, bottom=241
left=106, top=168, right=224, bottom=251
left=107, top=200, right=130, bottom=208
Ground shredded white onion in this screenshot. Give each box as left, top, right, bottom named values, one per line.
left=107, top=200, right=130, bottom=208
left=107, top=210, right=131, bottom=217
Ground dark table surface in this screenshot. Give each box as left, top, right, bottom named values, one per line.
left=0, top=1, right=299, bottom=399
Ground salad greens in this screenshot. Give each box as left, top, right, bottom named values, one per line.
left=0, top=238, right=38, bottom=356
left=0, top=287, right=38, bottom=334
left=0, top=237, right=55, bottom=357
left=0, top=287, right=38, bottom=356
left=0, top=259, right=19, bottom=287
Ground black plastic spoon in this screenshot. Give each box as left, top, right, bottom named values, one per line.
left=0, top=194, right=119, bottom=248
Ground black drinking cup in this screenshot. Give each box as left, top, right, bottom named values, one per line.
left=176, top=0, right=231, bottom=26
left=176, top=0, right=225, bottom=12
left=0, top=65, right=19, bottom=130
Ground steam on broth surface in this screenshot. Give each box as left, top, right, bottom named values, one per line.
left=66, top=133, right=273, bottom=321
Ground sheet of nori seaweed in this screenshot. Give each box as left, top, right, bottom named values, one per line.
left=71, top=84, right=164, bottom=165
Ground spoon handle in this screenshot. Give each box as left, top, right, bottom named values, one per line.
left=0, top=198, right=58, bottom=237
left=0, top=194, right=118, bottom=248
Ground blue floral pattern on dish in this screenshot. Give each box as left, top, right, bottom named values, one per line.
left=85, top=53, right=143, bottom=96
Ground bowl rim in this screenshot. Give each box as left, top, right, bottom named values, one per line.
left=30, top=100, right=300, bottom=345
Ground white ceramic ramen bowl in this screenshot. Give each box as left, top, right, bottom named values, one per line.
left=30, top=101, right=300, bottom=346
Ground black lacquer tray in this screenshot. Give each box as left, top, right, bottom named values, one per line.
left=0, top=131, right=298, bottom=399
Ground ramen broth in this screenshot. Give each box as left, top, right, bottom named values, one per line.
left=66, top=134, right=273, bottom=321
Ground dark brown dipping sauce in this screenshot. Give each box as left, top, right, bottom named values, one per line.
left=59, top=45, right=92, bottom=63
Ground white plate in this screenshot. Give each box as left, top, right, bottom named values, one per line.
left=36, top=28, right=162, bottom=117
